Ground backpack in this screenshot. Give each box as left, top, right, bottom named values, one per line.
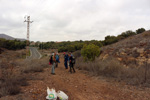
left=49, top=55, right=53, bottom=65
left=71, top=56, right=75, bottom=64
left=56, top=55, right=59, bottom=62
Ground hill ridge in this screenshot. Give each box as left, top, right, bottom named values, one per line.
left=0, top=33, right=26, bottom=41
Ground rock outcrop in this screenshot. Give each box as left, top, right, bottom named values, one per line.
left=100, top=31, right=150, bottom=67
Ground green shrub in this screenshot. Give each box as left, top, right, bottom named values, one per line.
left=67, top=45, right=76, bottom=52
left=58, top=46, right=67, bottom=52
left=104, top=35, right=118, bottom=45
left=73, top=50, right=81, bottom=58
left=136, top=28, right=145, bottom=34
left=81, top=44, right=100, bottom=61
left=0, top=38, right=26, bottom=50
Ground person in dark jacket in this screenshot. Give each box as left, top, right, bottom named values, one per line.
left=69, top=53, right=76, bottom=73
left=64, top=52, right=69, bottom=69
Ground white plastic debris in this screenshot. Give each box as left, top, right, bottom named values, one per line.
left=46, top=87, right=57, bottom=100
left=57, top=90, right=68, bottom=100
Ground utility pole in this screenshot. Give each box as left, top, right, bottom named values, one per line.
left=24, top=16, right=33, bottom=59
left=42, top=42, right=43, bottom=52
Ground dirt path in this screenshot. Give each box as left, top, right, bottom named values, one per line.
left=2, top=58, right=150, bottom=100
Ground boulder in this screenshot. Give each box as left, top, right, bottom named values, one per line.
left=101, top=54, right=108, bottom=60
left=137, top=48, right=144, bottom=54
left=117, top=57, right=123, bottom=61
left=119, top=48, right=125, bottom=53
left=132, top=47, right=137, bottom=52
left=120, top=52, right=126, bottom=56
left=139, top=40, right=147, bottom=46
left=148, top=59, right=150, bottom=64
left=137, top=57, right=147, bottom=66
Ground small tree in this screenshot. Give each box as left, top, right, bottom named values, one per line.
left=81, top=44, right=100, bottom=61
left=104, top=35, right=118, bottom=45
left=136, top=28, right=146, bottom=34
left=67, top=45, right=75, bottom=52
left=119, top=30, right=136, bottom=38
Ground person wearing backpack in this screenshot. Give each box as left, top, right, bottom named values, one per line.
left=49, top=55, right=53, bottom=65
left=51, top=52, right=56, bottom=75
left=69, top=53, right=76, bottom=73
left=55, top=53, right=60, bottom=68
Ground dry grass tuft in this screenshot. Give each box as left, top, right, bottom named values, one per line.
left=0, top=50, right=49, bottom=97
left=142, top=31, right=150, bottom=37
left=76, top=56, right=123, bottom=77
left=0, top=61, right=28, bottom=97
left=21, top=58, right=48, bottom=73
left=75, top=56, right=150, bottom=85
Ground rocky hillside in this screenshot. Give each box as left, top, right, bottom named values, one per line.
left=100, top=31, right=150, bottom=67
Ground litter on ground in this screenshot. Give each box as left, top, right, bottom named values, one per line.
left=46, top=87, right=68, bottom=100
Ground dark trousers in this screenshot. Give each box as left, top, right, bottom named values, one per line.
left=70, top=63, right=75, bottom=73
left=56, top=62, right=58, bottom=68
left=64, top=61, right=68, bottom=69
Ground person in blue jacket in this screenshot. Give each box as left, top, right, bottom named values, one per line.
left=55, top=53, right=60, bottom=68
left=64, top=52, right=69, bottom=69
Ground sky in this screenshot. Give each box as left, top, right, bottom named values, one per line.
left=0, top=0, right=150, bottom=42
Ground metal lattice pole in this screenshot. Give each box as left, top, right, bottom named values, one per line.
left=24, top=16, right=33, bottom=58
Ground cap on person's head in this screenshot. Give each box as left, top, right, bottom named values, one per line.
left=64, top=52, right=66, bottom=54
